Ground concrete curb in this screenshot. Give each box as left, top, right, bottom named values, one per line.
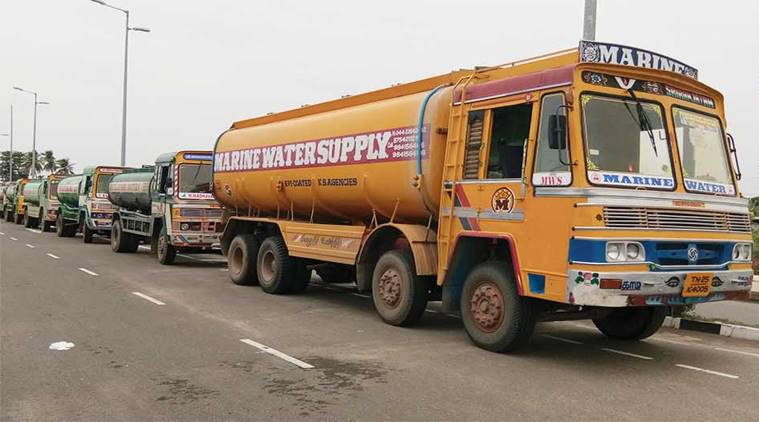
left=664, top=316, right=759, bottom=342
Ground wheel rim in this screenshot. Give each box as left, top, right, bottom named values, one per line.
left=260, top=250, right=276, bottom=283
left=230, top=245, right=244, bottom=275
left=469, top=281, right=505, bottom=333
left=378, top=268, right=403, bottom=308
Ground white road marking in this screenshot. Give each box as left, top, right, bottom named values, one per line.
left=220, top=268, right=229, bottom=272
left=543, top=334, right=583, bottom=345
left=351, top=292, right=371, bottom=298
left=138, top=245, right=151, bottom=251
left=78, top=268, right=99, bottom=276
left=25, top=244, right=35, bottom=249
left=49, top=341, right=75, bottom=351
left=240, top=338, right=314, bottom=369
left=715, top=347, right=759, bottom=359
left=650, top=337, right=696, bottom=347
left=131, top=292, right=166, bottom=306
left=0, top=231, right=5, bottom=235
left=46, top=253, right=61, bottom=259
left=9, top=236, right=17, bottom=241
left=601, top=347, right=653, bottom=360
left=675, top=364, right=739, bottom=379
left=26, top=228, right=41, bottom=234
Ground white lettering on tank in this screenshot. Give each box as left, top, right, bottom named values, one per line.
left=340, top=137, right=355, bottom=162
left=327, top=139, right=340, bottom=163
left=376, top=131, right=391, bottom=159
left=294, top=143, right=304, bottom=166
left=253, top=149, right=261, bottom=168
left=637, top=51, right=652, bottom=68
left=354, top=134, right=369, bottom=161
left=231, top=151, right=240, bottom=171
left=283, top=144, right=296, bottom=166
left=304, top=141, right=316, bottom=165
left=262, top=146, right=277, bottom=169
left=316, top=140, right=329, bottom=164
left=599, top=45, right=619, bottom=64
left=619, top=48, right=634, bottom=66
left=274, top=146, right=285, bottom=167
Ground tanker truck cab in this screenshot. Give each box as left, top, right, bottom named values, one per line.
left=23, top=174, right=64, bottom=232
left=79, top=166, right=128, bottom=243
left=109, top=151, right=222, bottom=264
left=215, top=41, right=752, bottom=353
left=12, top=178, right=30, bottom=225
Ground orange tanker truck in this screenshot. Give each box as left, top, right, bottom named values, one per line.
left=213, top=41, right=753, bottom=352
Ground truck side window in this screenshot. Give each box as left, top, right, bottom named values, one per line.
left=533, top=93, right=571, bottom=185
left=158, top=166, right=170, bottom=193
left=486, top=103, right=533, bottom=179
left=463, top=111, right=485, bottom=179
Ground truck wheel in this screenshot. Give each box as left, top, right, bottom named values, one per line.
left=460, top=261, right=536, bottom=352
left=157, top=227, right=176, bottom=265
left=38, top=211, right=46, bottom=232
left=14, top=211, right=23, bottom=225
left=228, top=234, right=260, bottom=286
left=56, top=214, right=65, bottom=237
left=111, top=219, right=133, bottom=253
left=592, top=307, right=666, bottom=340
left=23, top=210, right=32, bottom=228
left=83, top=224, right=94, bottom=243
left=371, top=250, right=429, bottom=326
left=4, top=209, right=11, bottom=222
left=256, top=236, right=298, bottom=294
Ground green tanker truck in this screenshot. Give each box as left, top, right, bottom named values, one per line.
left=3, top=178, right=29, bottom=224
left=108, top=151, right=222, bottom=264
left=21, top=174, right=64, bottom=231
left=55, top=166, right=129, bottom=242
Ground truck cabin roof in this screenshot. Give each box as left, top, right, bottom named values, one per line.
left=155, top=151, right=214, bottom=165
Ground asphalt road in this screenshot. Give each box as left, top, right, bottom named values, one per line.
left=2, top=220, right=759, bottom=421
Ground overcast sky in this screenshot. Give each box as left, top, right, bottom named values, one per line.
left=1, top=0, right=757, bottom=195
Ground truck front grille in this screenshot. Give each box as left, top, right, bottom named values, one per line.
left=603, top=206, right=751, bottom=233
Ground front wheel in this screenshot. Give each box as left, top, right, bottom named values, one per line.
left=371, top=250, right=429, bottom=327
left=83, top=224, right=94, bottom=243
left=227, top=234, right=260, bottom=285
left=23, top=211, right=32, bottom=228
left=460, top=261, right=536, bottom=352
left=156, top=227, right=176, bottom=265
left=111, top=219, right=137, bottom=253
left=592, top=307, right=666, bottom=340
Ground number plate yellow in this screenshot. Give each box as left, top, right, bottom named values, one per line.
left=682, top=273, right=713, bottom=297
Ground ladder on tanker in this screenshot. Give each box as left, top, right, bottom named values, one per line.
left=436, top=71, right=480, bottom=282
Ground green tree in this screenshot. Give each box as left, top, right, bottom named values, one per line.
left=0, top=151, right=26, bottom=181
left=21, top=151, right=41, bottom=177
left=55, top=158, right=75, bottom=175
left=42, top=150, right=57, bottom=173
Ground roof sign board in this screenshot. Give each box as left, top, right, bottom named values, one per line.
left=579, top=41, right=698, bottom=80
left=183, top=153, right=213, bottom=161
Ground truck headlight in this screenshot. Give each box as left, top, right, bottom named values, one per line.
left=732, top=243, right=752, bottom=262
left=606, top=241, right=645, bottom=263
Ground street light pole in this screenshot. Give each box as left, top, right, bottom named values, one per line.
left=90, top=0, right=150, bottom=167
left=13, top=87, right=49, bottom=178
left=583, top=0, right=597, bottom=41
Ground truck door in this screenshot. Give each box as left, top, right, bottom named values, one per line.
left=455, top=100, right=536, bottom=232
left=153, top=164, right=172, bottom=217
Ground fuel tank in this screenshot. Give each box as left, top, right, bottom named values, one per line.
left=56, top=175, right=83, bottom=209
left=107, top=169, right=154, bottom=213
left=22, top=180, right=45, bottom=205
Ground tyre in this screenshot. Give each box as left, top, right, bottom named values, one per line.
left=592, top=307, right=666, bottom=341
left=4, top=209, right=11, bottom=222
left=460, top=261, right=536, bottom=352
left=256, top=236, right=298, bottom=294
left=83, top=223, right=94, bottom=243
left=371, top=250, right=429, bottom=327
left=23, top=210, right=32, bottom=228
left=14, top=211, right=23, bottom=224
left=156, top=226, right=176, bottom=265
left=111, top=219, right=135, bottom=253
left=227, top=234, right=260, bottom=286
left=56, top=214, right=66, bottom=237
left=39, top=211, right=48, bottom=232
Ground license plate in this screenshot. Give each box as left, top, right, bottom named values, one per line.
left=682, top=273, right=712, bottom=297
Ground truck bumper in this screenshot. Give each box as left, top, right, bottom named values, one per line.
left=171, top=232, right=221, bottom=249
left=567, top=269, right=754, bottom=307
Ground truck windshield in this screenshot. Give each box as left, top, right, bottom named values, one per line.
left=582, top=94, right=674, bottom=189
left=178, top=164, right=213, bottom=199
left=48, top=181, right=59, bottom=199
left=673, top=108, right=735, bottom=195
left=95, top=174, right=115, bottom=198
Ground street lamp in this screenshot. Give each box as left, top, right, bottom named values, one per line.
left=90, top=0, right=150, bottom=167
left=2, top=105, right=12, bottom=181
left=13, top=87, right=49, bottom=178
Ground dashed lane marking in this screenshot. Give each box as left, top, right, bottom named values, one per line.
left=137, top=245, right=151, bottom=251
left=26, top=228, right=41, bottom=234
left=543, top=334, right=583, bottom=345
left=715, top=347, right=759, bottom=359
left=46, top=253, right=60, bottom=259
left=132, top=292, right=166, bottom=306
left=675, top=364, right=739, bottom=379
left=9, top=236, right=17, bottom=241
left=240, top=338, right=314, bottom=369
left=601, top=347, right=653, bottom=360
left=78, top=268, right=99, bottom=276
left=0, top=231, right=5, bottom=235
left=25, top=244, right=35, bottom=249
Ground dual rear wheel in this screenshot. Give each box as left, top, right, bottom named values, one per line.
left=227, top=234, right=310, bottom=294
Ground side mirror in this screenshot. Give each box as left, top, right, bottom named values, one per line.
left=548, top=114, right=567, bottom=150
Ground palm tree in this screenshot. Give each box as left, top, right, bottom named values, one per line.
left=21, top=151, right=42, bottom=177
left=55, top=158, right=75, bottom=175
left=42, top=150, right=57, bottom=173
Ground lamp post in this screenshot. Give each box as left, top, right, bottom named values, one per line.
left=90, top=0, right=150, bottom=167
left=13, top=87, right=49, bottom=178
left=2, top=105, right=10, bottom=181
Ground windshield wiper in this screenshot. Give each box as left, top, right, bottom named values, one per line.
left=625, top=89, right=658, bottom=157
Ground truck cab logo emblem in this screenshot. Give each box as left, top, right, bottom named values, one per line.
left=491, top=187, right=515, bottom=214
left=687, top=246, right=699, bottom=264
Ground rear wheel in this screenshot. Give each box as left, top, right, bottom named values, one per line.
left=460, top=261, right=536, bottom=352
left=111, top=219, right=135, bottom=253
left=82, top=224, right=94, bottom=243
left=23, top=210, right=32, bottom=228
left=256, top=236, right=298, bottom=294
left=14, top=210, right=23, bottom=224
left=228, top=234, right=260, bottom=286
left=371, top=250, right=429, bottom=327
left=4, top=209, right=11, bottom=222
left=56, top=214, right=65, bottom=237
left=156, top=226, right=176, bottom=265
left=592, top=307, right=666, bottom=340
